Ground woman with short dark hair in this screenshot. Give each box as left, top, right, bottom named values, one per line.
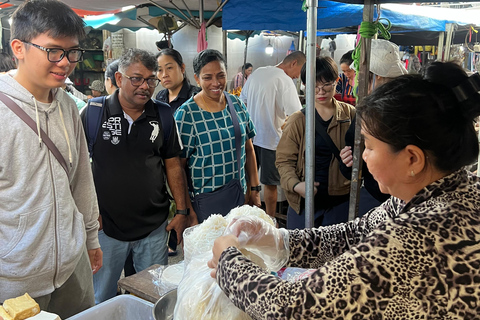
left=174, top=49, right=261, bottom=222
left=276, top=56, right=355, bottom=228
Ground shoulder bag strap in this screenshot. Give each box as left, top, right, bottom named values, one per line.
left=224, top=92, right=242, bottom=180
left=153, top=99, right=173, bottom=146
left=302, top=108, right=345, bottom=166
left=0, top=92, right=69, bottom=175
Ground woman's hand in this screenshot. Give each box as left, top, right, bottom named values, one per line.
left=207, top=234, right=239, bottom=278
left=340, top=146, right=353, bottom=167
left=293, top=181, right=319, bottom=198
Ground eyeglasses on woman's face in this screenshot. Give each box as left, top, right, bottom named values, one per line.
left=315, top=82, right=336, bottom=93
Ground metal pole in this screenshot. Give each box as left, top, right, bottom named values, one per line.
left=304, top=0, right=317, bottom=228
left=444, top=23, right=457, bottom=62
left=241, top=31, right=253, bottom=87
left=147, top=0, right=197, bottom=28
left=168, top=0, right=201, bottom=29
left=222, top=30, right=228, bottom=64
left=206, top=0, right=229, bottom=28
left=180, top=0, right=201, bottom=28
left=437, top=31, right=445, bottom=62
left=199, top=0, right=204, bottom=25
left=347, top=0, right=374, bottom=222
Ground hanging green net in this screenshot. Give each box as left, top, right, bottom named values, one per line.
left=352, top=18, right=392, bottom=98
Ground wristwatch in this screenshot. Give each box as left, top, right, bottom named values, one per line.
left=175, top=208, right=190, bottom=216
left=250, top=185, right=262, bottom=192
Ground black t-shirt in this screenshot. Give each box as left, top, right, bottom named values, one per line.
left=314, top=113, right=332, bottom=195
left=155, top=80, right=200, bottom=114
left=81, top=91, right=182, bottom=241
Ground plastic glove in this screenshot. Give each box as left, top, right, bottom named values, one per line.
left=223, top=216, right=290, bottom=272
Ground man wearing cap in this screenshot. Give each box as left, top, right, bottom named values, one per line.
left=89, top=79, right=104, bottom=98
left=368, top=39, right=408, bottom=91
left=340, top=39, right=408, bottom=212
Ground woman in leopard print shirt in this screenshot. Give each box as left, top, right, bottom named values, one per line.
left=208, top=61, right=480, bottom=319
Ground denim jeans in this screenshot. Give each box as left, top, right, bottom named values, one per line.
left=93, top=220, right=168, bottom=304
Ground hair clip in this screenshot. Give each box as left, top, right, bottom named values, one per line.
left=451, top=73, right=480, bottom=102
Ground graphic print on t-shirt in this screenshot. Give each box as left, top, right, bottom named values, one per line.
left=149, top=121, right=159, bottom=143
left=102, top=116, right=122, bottom=145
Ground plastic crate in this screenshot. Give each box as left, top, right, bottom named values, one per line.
left=66, top=295, right=154, bottom=320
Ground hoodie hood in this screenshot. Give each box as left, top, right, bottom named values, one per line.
left=0, top=73, right=61, bottom=112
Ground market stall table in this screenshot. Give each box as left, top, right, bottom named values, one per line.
left=117, top=264, right=162, bottom=303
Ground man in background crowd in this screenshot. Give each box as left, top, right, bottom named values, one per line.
left=240, top=51, right=305, bottom=218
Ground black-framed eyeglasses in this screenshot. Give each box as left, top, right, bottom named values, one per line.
left=121, top=73, right=160, bottom=88
left=315, top=82, right=336, bottom=93
left=21, top=41, right=84, bottom=63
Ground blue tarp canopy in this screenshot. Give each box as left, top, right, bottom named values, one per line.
left=222, top=0, right=461, bottom=33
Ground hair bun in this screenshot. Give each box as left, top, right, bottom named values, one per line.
left=451, top=73, right=480, bottom=102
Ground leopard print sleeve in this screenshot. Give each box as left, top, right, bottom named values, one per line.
left=217, top=219, right=437, bottom=319
left=216, top=170, right=480, bottom=319
left=287, top=197, right=399, bottom=268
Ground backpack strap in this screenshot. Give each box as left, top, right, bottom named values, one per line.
left=301, top=108, right=345, bottom=167
left=153, top=99, right=173, bottom=145
left=84, top=96, right=106, bottom=158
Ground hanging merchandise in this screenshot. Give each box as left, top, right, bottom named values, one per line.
left=287, top=40, right=295, bottom=55
left=103, top=36, right=112, bottom=60
left=111, top=32, right=124, bottom=59
left=197, top=22, right=208, bottom=52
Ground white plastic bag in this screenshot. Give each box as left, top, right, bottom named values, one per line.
left=174, top=206, right=283, bottom=320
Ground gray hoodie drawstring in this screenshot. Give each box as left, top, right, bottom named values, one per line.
left=57, top=100, right=73, bottom=167
left=33, top=99, right=43, bottom=147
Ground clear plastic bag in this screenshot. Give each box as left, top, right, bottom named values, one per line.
left=149, top=261, right=184, bottom=297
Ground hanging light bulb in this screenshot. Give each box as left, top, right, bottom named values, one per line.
left=265, top=39, right=274, bottom=55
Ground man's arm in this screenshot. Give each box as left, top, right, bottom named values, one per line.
left=164, top=156, right=197, bottom=244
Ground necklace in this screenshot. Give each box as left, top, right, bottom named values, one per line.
left=200, top=93, right=225, bottom=113
left=200, top=93, right=212, bottom=113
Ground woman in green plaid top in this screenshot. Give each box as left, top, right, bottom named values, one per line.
left=174, top=49, right=261, bottom=222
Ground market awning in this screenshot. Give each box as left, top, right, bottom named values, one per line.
left=222, top=0, right=476, bottom=33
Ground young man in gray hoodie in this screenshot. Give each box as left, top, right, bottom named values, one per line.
left=0, top=0, right=102, bottom=317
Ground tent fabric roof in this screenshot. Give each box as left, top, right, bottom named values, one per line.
left=222, top=0, right=467, bottom=33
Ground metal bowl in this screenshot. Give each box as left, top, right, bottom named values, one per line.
left=153, top=289, right=177, bottom=320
